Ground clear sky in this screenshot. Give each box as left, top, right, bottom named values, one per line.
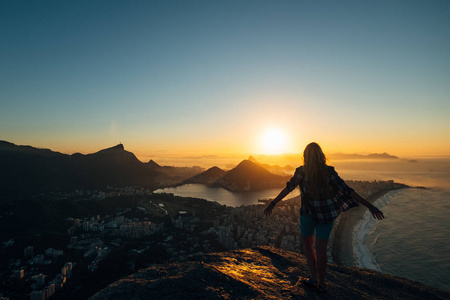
left=1, top=0, right=449, bottom=160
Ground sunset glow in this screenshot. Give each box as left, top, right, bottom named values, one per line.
left=259, top=128, right=289, bottom=155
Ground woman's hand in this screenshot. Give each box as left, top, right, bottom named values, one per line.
left=264, top=203, right=275, bottom=216
left=369, top=205, right=384, bottom=220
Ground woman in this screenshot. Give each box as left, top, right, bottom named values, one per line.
left=264, top=142, right=384, bottom=293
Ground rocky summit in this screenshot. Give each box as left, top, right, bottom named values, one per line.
left=89, top=246, right=449, bottom=299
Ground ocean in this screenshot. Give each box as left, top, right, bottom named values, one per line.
left=346, top=158, right=450, bottom=293
left=353, top=187, right=450, bottom=293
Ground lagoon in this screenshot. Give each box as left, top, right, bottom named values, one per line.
left=154, top=184, right=300, bottom=207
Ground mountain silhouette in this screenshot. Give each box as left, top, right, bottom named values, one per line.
left=213, top=160, right=288, bottom=191
left=328, top=152, right=399, bottom=160
left=89, top=246, right=449, bottom=300
left=68, top=144, right=168, bottom=189
left=0, top=141, right=71, bottom=196
left=183, top=166, right=226, bottom=185
left=247, top=156, right=294, bottom=175
left=0, top=140, right=65, bottom=157
left=0, top=141, right=171, bottom=198
left=366, top=152, right=399, bottom=159
left=147, top=159, right=162, bottom=169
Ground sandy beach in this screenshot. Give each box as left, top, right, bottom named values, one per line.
left=329, top=189, right=399, bottom=267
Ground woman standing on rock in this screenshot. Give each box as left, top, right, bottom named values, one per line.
left=264, top=142, right=384, bottom=293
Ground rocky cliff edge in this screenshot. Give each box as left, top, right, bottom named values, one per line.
left=89, top=246, right=448, bottom=299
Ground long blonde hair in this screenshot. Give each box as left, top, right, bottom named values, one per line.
left=303, top=142, right=330, bottom=198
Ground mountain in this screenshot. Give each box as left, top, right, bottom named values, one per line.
left=89, top=246, right=449, bottom=300
left=248, top=155, right=295, bottom=175
left=68, top=144, right=169, bottom=189
left=366, top=152, right=399, bottom=159
left=147, top=159, right=162, bottom=169
left=213, top=160, right=288, bottom=191
left=328, top=152, right=399, bottom=160
left=0, top=140, right=65, bottom=157
left=183, top=166, right=226, bottom=185
left=0, top=140, right=72, bottom=195
left=0, top=141, right=171, bottom=197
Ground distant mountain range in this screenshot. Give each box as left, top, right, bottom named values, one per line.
left=0, top=141, right=288, bottom=197
left=248, top=156, right=295, bottom=175
left=183, top=160, right=289, bottom=192
left=0, top=140, right=400, bottom=197
left=328, top=152, right=399, bottom=160
left=0, top=141, right=195, bottom=198
left=249, top=152, right=400, bottom=170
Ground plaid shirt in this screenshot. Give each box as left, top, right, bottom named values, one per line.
left=286, top=166, right=359, bottom=224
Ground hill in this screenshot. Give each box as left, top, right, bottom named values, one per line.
left=147, top=159, right=162, bottom=169
left=89, top=246, right=449, bottom=300
left=183, top=166, right=226, bottom=185
left=213, top=160, right=288, bottom=191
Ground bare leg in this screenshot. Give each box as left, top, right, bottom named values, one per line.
left=302, top=235, right=317, bottom=282
left=315, top=237, right=328, bottom=288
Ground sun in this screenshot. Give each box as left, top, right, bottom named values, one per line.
left=259, top=128, right=289, bottom=155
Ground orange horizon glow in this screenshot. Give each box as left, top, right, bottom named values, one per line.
left=5, top=133, right=450, bottom=164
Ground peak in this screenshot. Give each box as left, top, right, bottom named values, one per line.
left=183, top=166, right=225, bottom=185
left=248, top=155, right=257, bottom=162
left=97, top=144, right=124, bottom=153
left=236, top=159, right=255, bottom=167
left=90, top=247, right=448, bottom=300
left=234, top=160, right=265, bottom=171
left=111, top=143, right=124, bottom=151
left=207, top=166, right=223, bottom=172
left=147, top=159, right=162, bottom=168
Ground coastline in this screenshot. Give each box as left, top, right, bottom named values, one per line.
left=329, top=188, right=402, bottom=267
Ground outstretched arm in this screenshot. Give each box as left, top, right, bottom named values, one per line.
left=350, top=191, right=384, bottom=220
left=264, top=187, right=291, bottom=216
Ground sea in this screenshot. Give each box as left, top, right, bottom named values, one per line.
left=155, top=158, right=450, bottom=292
left=353, top=188, right=450, bottom=293
left=336, top=158, right=450, bottom=293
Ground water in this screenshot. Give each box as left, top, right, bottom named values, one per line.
left=348, top=158, right=450, bottom=292
left=154, top=184, right=300, bottom=207
left=354, top=188, right=450, bottom=292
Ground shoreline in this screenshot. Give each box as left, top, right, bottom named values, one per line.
left=329, top=188, right=404, bottom=267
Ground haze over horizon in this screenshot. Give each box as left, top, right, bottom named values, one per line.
left=1, top=1, right=449, bottom=157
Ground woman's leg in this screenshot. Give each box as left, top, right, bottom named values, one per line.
left=314, top=220, right=334, bottom=290
left=300, top=212, right=318, bottom=282
left=315, top=237, right=328, bottom=288
left=302, top=235, right=317, bottom=282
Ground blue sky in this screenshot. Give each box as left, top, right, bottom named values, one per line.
left=1, top=0, right=449, bottom=158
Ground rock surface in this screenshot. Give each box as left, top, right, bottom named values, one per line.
left=89, top=246, right=449, bottom=299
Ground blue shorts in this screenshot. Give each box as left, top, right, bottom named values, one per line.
left=299, top=209, right=334, bottom=240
